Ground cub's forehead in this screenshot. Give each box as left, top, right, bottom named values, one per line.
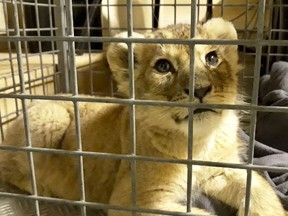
left=144, top=24, right=208, bottom=54
left=142, top=22, right=237, bottom=61
left=146, top=24, right=192, bottom=39
left=144, top=24, right=207, bottom=58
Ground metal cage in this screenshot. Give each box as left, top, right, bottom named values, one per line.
left=0, top=0, right=287, bottom=216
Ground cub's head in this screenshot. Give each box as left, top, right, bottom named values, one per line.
left=107, top=18, right=242, bottom=136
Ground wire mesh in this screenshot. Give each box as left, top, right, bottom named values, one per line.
left=0, top=0, right=287, bottom=216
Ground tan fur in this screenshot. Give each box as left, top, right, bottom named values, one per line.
left=0, top=18, right=286, bottom=216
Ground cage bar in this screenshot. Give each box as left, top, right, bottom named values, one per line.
left=0, top=1, right=287, bottom=215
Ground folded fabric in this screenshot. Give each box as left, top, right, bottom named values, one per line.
left=239, top=129, right=288, bottom=211
left=256, top=62, right=288, bottom=210
left=256, top=61, right=288, bottom=152
left=190, top=191, right=236, bottom=215
left=254, top=154, right=288, bottom=210
left=259, top=61, right=288, bottom=99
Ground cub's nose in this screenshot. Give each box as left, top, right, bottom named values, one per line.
left=184, top=86, right=212, bottom=101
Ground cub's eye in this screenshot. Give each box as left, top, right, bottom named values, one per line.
left=154, top=59, right=175, bottom=73
left=205, top=51, right=218, bottom=67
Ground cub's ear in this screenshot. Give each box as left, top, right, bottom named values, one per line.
left=201, top=17, right=238, bottom=40
left=106, top=32, right=144, bottom=92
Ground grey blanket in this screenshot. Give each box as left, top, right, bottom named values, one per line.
left=242, top=131, right=288, bottom=211
left=257, top=61, right=288, bottom=152
left=255, top=61, right=288, bottom=210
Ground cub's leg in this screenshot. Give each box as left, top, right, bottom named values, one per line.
left=3, top=101, right=71, bottom=148
left=0, top=102, right=71, bottom=194
left=109, top=178, right=212, bottom=216
left=203, top=168, right=286, bottom=216
left=108, top=162, right=212, bottom=216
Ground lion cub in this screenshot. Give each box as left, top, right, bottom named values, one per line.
left=0, top=18, right=286, bottom=216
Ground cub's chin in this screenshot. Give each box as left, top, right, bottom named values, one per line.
left=172, top=109, right=223, bottom=137
left=173, top=108, right=220, bottom=123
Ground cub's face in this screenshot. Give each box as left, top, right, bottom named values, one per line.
left=107, top=18, right=242, bottom=135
